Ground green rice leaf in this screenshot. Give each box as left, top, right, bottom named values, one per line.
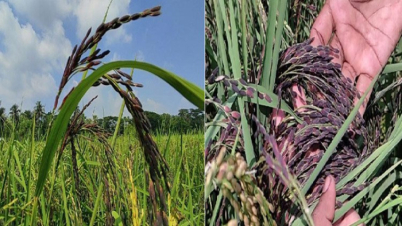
left=269, top=0, right=287, bottom=91
left=351, top=197, right=402, bottom=226
left=335, top=160, right=402, bottom=222
left=382, top=63, right=402, bottom=74
left=262, top=0, right=279, bottom=90
left=205, top=94, right=238, bottom=146
left=336, top=116, right=402, bottom=190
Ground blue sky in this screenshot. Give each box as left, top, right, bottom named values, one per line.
left=0, top=0, right=204, bottom=117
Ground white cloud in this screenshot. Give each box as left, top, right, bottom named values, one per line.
left=135, top=50, right=145, bottom=61
left=73, top=0, right=132, bottom=44
left=104, top=28, right=132, bottom=45
left=0, top=2, right=71, bottom=109
left=81, top=85, right=129, bottom=117
left=112, top=52, right=121, bottom=61
left=143, top=98, right=169, bottom=114
left=6, top=0, right=132, bottom=45
left=5, top=0, right=73, bottom=31
left=176, top=97, right=196, bottom=113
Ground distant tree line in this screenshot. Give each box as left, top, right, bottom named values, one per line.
left=0, top=100, right=203, bottom=139
left=97, top=108, right=203, bottom=135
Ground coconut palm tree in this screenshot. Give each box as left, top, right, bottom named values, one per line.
left=22, top=110, right=33, bottom=120
left=33, top=101, right=46, bottom=138
left=34, top=101, right=45, bottom=121
left=9, top=104, right=20, bottom=129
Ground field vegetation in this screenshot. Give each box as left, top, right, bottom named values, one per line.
left=0, top=117, right=203, bottom=225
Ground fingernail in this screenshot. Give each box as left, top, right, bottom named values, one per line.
left=322, top=176, right=332, bottom=193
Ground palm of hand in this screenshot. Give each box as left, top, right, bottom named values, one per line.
left=311, top=0, right=402, bottom=113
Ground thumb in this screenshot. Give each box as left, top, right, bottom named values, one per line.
left=312, top=175, right=336, bottom=226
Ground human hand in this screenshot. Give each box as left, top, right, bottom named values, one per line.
left=274, top=0, right=402, bottom=127
left=312, top=175, right=364, bottom=226
left=308, top=0, right=402, bottom=115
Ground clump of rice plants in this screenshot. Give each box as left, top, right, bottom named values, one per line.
left=37, top=6, right=171, bottom=225
left=205, top=0, right=402, bottom=225
left=0, top=127, right=203, bottom=225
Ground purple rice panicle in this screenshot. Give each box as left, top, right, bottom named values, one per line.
left=255, top=39, right=373, bottom=223
left=104, top=74, right=169, bottom=226
left=54, top=6, right=161, bottom=111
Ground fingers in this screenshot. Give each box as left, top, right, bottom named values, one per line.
left=312, top=176, right=336, bottom=226
left=310, top=2, right=335, bottom=46
left=334, top=209, right=365, bottom=226
left=312, top=176, right=365, bottom=226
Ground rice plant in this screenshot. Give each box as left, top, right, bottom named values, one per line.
left=0, top=126, right=203, bottom=225
left=0, top=4, right=203, bottom=226
left=205, top=1, right=402, bottom=225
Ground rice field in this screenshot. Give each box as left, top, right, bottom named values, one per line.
left=0, top=129, right=203, bottom=225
